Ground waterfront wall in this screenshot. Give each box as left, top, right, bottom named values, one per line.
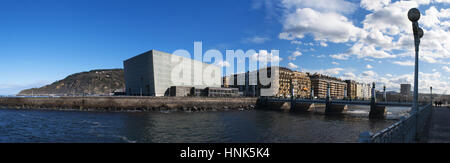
left=0, top=97, right=258, bottom=112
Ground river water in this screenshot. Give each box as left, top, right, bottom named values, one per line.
left=0, top=106, right=410, bottom=143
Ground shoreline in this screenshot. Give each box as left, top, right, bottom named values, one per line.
left=0, top=106, right=256, bottom=113
left=0, top=97, right=258, bottom=113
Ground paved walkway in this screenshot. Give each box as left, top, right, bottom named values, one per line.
left=427, top=107, right=450, bottom=143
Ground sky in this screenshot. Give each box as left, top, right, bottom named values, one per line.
left=0, top=0, right=449, bottom=95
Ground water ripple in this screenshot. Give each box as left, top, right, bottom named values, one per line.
left=0, top=106, right=406, bottom=143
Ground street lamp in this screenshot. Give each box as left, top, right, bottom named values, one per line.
left=408, top=8, right=424, bottom=113
left=430, top=87, right=433, bottom=105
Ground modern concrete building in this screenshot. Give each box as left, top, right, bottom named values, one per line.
left=228, top=72, right=253, bottom=96
left=124, top=50, right=222, bottom=96
left=169, top=86, right=239, bottom=97
left=169, top=86, right=194, bottom=97
left=204, top=87, right=240, bottom=97
left=401, top=84, right=412, bottom=95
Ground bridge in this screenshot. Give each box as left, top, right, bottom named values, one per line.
left=257, top=82, right=422, bottom=119
left=261, top=98, right=412, bottom=107
left=359, top=104, right=432, bottom=143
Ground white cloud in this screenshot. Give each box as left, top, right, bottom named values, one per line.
left=433, top=0, right=450, bottom=3
left=361, top=0, right=391, bottom=11
left=338, top=1, right=450, bottom=62
left=281, top=0, right=358, bottom=14
left=443, top=66, right=450, bottom=73
left=288, top=62, right=299, bottom=69
left=317, top=55, right=326, bottom=58
left=332, top=62, right=340, bottom=65
left=422, top=6, right=441, bottom=28
left=280, top=8, right=361, bottom=43
left=362, top=70, right=377, bottom=77
left=365, top=58, right=376, bottom=62
left=305, top=68, right=344, bottom=76
left=265, top=0, right=450, bottom=93
left=288, top=51, right=303, bottom=61
left=393, top=60, right=415, bottom=66
left=359, top=1, right=450, bottom=62
left=251, top=50, right=283, bottom=63
left=331, top=53, right=351, bottom=60
left=320, top=42, right=328, bottom=47
left=323, top=68, right=345, bottom=75
left=343, top=72, right=356, bottom=79
left=362, top=0, right=418, bottom=36
left=275, top=0, right=450, bottom=63
left=366, top=64, right=373, bottom=69
left=417, top=72, right=450, bottom=94
left=217, top=61, right=230, bottom=67
left=290, top=40, right=302, bottom=45
left=349, top=43, right=396, bottom=59
left=242, top=36, right=270, bottom=44
left=279, top=32, right=295, bottom=40
left=421, top=55, right=438, bottom=63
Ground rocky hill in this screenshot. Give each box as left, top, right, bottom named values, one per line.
left=19, top=69, right=125, bottom=96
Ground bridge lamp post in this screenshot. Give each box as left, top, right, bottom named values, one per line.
left=430, top=87, right=433, bottom=105
left=408, top=8, right=424, bottom=114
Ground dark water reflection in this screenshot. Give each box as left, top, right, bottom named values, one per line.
left=0, top=106, right=409, bottom=143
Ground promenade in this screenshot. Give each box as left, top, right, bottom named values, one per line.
left=427, top=106, right=450, bottom=143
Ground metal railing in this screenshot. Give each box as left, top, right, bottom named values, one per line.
left=263, top=97, right=413, bottom=107
left=359, top=104, right=432, bottom=143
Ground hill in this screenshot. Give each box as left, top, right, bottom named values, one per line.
left=18, top=69, right=125, bottom=96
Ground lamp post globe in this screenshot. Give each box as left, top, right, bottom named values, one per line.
left=408, top=8, right=421, bottom=22
left=418, top=28, right=424, bottom=38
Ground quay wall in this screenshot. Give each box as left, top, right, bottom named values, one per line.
left=0, top=97, right=258, bottom=112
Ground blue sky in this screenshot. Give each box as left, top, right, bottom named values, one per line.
left=0, top=0, right=449, bottom=95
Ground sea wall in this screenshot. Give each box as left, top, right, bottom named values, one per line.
left=0, top=97, right=258, bottom=112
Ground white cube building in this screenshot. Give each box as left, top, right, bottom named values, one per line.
left=124, top=50, right=222, bottom=96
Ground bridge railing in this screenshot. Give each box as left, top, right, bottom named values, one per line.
left=359, top=104, right=432, bottom=143
left=262, top=97, right=412, bottom=106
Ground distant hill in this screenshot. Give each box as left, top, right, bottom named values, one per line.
left=386, top=91, right=399, bottom=94
left=18, top=69, right=125, bottom=96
